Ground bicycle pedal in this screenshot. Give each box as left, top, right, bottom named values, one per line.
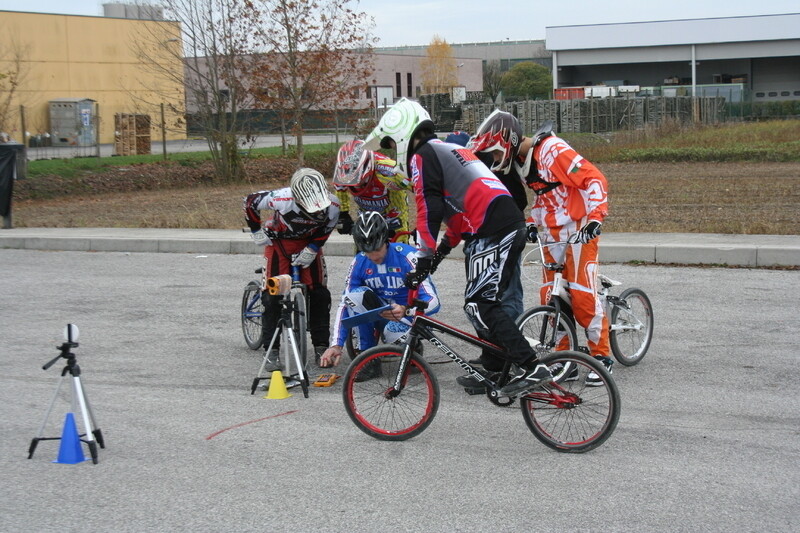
left=577, top=346, right=590, bottom=354
left=464, top=386, right=487, bottom=396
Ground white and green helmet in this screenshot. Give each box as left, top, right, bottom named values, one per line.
left=363, top=97, right=432, bottom=173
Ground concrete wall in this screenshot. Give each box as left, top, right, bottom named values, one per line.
left=0, top=11, right=186, bottom=144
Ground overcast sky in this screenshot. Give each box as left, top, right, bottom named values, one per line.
left=1, top=0, right=797, bottom=47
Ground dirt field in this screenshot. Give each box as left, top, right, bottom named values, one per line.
left=9, top=160, right=800, bottom=234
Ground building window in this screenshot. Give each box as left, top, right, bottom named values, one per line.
left=794, top=91, right=800, bottom=96
left=768, top=92, right=778, bottom=97
left=780, top=91, right=790, bottom=96
left=396, top=73, right=402, bottom=98
left=366, top=86, right=372, bottom=98
left=755, top=92, right=765, bottom=97
left=407, top=73, right=412, bottom=98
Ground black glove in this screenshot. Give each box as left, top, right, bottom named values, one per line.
left=337, top=212, right=353, bottom=235
left=405, top=257, right=433, bottom=289
left=526, top=223, right=538, bottom=243
left=576, top=221, right=602, bottom=244
left=431, top=243, right=451, bottom=270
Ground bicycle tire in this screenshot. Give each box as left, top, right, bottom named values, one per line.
left=610, top=288, right=653, bottom=366
left=342, top=345, right=439, bottom=441
left=516, top=305, right=579, bottom=356
left=241, top=281, right=264, bottom=350
left=520, top=350, right=620, bottom=453
left=290, top=288, right=308, bottom=370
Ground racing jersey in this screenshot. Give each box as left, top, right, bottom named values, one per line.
left=243, top=187, right=340, bottom=250
left=330, top=242, right=440, bottom=347
left=410, top=137, right=524, bottom=257
left=528, top=136, right=608, bottom=232
left=334, top=154, right=409, bottom=231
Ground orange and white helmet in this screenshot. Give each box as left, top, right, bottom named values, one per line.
left=333, top=140, right=374, bottom=188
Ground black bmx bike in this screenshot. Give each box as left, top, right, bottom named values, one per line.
left=341, top=289, right=621, bottom=453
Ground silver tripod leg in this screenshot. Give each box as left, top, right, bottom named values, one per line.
left=33, top=374, right=67, bottom=439
left=258, top=326, right=283, bottom=376
left=283, top=326, right=306, bottom=384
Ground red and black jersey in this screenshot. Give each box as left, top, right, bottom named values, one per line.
left=410, top=138, right=523, bottom=256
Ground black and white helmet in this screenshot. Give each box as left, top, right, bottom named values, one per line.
left=352, top=211, right=389, bottom=253
left=290, top=168, right=331, bottom=213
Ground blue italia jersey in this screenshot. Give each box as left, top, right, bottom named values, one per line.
left=331, top=242, right=440, bottom=346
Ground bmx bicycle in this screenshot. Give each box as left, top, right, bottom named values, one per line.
left=241, top=231, right=309, bottom=364
left=341, top=285, right=621, bottom=452
left=519, top=234, right=654, bottom=367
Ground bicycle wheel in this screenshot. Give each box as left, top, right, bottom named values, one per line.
left=241, top=281, right=264, bottom=350
left=290, top=288, right=308, bottom=369
left=609, top=288, right=653, bottom=366
left=520, top=350, right=620, bottom=453
left=343, top=345, right=439, bottom=441
left=516, top=305, right=579, bottom=356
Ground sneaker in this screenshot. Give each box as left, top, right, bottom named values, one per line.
left=263, top=349, right=281, bottom=372
left=314, top=345, right=327, bottom=366
left=499, top=362, right=553, bottom=397
left=549, top=362, right=579, bottom=382
left=456, top=369, right=500, bottom=392
left=354, top=359, right=382, bottom=382
left=586, top=355, right=613, bottom=387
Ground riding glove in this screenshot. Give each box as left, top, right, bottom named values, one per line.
left=251, top=229, right=272, bottom=247
left=292, top=246, right=318, bottom=268
left=337, top=212, right=353, bottom=235
left=526, top=223, right=539, bottom=243
left=576, top=221, right=602, bottom=244
left=405, top=256, right=433, bottom=288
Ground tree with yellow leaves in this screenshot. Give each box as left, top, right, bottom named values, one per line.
left=420, top=35, right=458, bottom=96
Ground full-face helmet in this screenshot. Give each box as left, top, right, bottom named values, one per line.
left=290, top=168, right=331, bottom=214
left=363, top=97, right=433, bottom=173
left=333, top=140, right=374, bottom=188
left=467, top=109, right=522, bottom=175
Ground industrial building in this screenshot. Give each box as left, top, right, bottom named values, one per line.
left=0, top=7, right=186, bottom=147
left=547, top=13, right=800, bottom=102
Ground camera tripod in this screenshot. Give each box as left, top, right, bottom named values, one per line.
left=28, top=325, right=105, bottom=464
left=250, top=291, right=310, bottom=398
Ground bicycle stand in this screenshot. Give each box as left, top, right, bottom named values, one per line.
left=250, top=298, right=309, bottom=398
left=28, top=328, right=105, bottom=464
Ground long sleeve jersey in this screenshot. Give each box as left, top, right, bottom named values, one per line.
left=243, top=187, right=340, bottom=250
left=334, top=154, right=409, bottom=231
left=410, top=137, right=523, bottom=257
left=330, top=242, right=440, bottom=347
left=529, top=136, right=608, bottom=232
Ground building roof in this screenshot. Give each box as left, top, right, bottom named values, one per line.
left=546, top=13, right=800, bottom=50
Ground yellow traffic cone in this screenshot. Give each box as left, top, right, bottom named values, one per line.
left=264, top=370, right=292, bottom=399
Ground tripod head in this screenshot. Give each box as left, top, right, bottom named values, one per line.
left=42, top=324, right=80, bottom=373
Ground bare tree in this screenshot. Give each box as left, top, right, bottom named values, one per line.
left=136, top=0, right=260, bottom=182
left=249, top=0, right=376, bottom=165
left=0, top=32, right=30, bottom=138
left=483, top=59, right=502, bottom=104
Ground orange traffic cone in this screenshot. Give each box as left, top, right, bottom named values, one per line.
left=264, top=370, right=291, bottom=399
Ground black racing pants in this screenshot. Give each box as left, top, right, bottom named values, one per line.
left=462, top=223, right=536, bottom=371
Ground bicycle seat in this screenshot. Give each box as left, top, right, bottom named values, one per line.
left=598, top=274, right=621, bottom=288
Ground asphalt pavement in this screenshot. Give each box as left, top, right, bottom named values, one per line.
left=1, top=248, right=798, bottom=532
left=1, top=226, right=799, bottom=266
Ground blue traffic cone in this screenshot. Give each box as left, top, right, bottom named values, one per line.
left=53, top=413, right=86, bottom=464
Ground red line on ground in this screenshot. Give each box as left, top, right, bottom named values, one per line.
left=205, top=410, right=299, bottom=440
